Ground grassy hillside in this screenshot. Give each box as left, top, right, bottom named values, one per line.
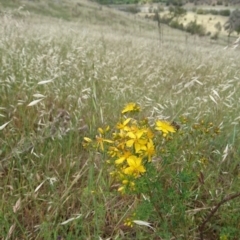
left=138, top=4, right=240, bottom=40
left=1, top=1, right=240, bottom=239
left=0, top=0, right=132, bottom=22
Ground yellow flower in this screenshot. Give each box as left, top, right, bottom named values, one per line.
left=118, top=180, right=135, bottom=193
left=199, top=157, right=209, bottom=168
left=126, top=129, right=147, bottom=153
left=128, top=124, right=139, bottom=134
left=98, top=127, right=104, bottom=134
left=115, top=151, right=132, bottom=165
left=98, top=126, right=110, bottom=135
left=146, top=128, right=154, bottom=139
left=83, top=137, right=92, bottom=142
left=155, top=120, right=176, bottom=137
left=122, top=102, right=140, bottom=114
left=113, top=129, right=127, bottom=140
left=82, top=137, right=92, bottom=148
left=116, top=118, right=131, bottom=131
left=108, top=146, right=119, bottom=157
left=96, top=136, right=113, bottom=151
left=124, top=218, right=134, bottom=227
left=220, top=235, right=228, bottom=240
left=144, top=139, right=155, bottom=161
left=124, top=156, right=146, bottom=177
left=113, top=130, right=128, bottom=150
left=118, top=186, right=125, bottom=193
left=122, top=179, right=135, bottom=188
left=96, top=136, right=105, bottom=151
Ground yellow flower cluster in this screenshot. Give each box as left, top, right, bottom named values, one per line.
left=123, top=213, right=136, bottom=228
left=83, top=103, right=176, bottom=193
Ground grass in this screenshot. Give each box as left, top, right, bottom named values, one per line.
left=1, top=0, right=240, bottom=239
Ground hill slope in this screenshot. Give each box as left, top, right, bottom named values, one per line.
left=1, top=1, right=240, bottom=239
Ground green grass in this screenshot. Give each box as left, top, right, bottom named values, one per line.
left=1, top=1, right=240, bottom=239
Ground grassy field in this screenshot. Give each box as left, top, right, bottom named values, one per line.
left=138, top=3, right=240, bottom=41
left=1, top=0, right=240, bottom=239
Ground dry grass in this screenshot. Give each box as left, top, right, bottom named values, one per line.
left=138, top=4, right=239, bottom=40
left=179, top=12, right=229, bottom=34
left=1, top=1, right=240, bottom=239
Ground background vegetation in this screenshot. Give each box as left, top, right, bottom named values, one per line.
left=95, top=0, right=240, bottom=6
left=1, top=0, right=240, bottom=239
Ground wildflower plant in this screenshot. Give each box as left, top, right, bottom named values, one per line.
left=83, top=102, right=240, bottom=239
left=84, top=103, right=179, bottom=228
left=84, top=103, right=177, bottom=193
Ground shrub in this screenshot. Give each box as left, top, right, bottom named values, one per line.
left=224, top=9, right=240, bottom=36
left=157, top=6, right=165, bottom=12
left=209, top=9, right=219, bottom=15
left=191, top=7, right=197, bottom=12
left=160, top=14, right=173, bottom=24
left=186, top=20, right=206, bottom=36
left=169, top=6, right=187, bottom=19
left=196, top=8, right=207, bottom=15
left=211, top=31, right=219, bottom=40
left=123, top=5, right=140, bottom=14
left=169, top=19, right=184, bottom=30
left=219, top=9, right=231, bottom=16
left=215, top=21, right=222, bottom=32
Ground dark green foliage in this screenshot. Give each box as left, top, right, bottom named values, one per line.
left=211, top=31, right=219, bottom=40
left=219, top=9, right=231, bottom=16
left=215, top=21, right=222, bottom=32
left=196, top=8, right=230, bottom=16
left=166, top=0, right=184, bottom=6
left=159, top=14, right=173, bottom=24
left=169, top=6, right=187, bottom=18
left=186, top=20, right=206, bottom=36
left=95, top=0, right=183, bottom=5
left=196, top=8, right=206, bottom=15
left=120, top=5, right=141, bottom=13
left=169, top=19, right=184, bottom=29
left=209, top=9, right=219, bottom=15
left=224, top=9, right=240, bottom=36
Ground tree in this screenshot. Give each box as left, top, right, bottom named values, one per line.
left=169, top=6, right=186, bottom=20
left=224, top=9, right=240, bottom=39
left=153, top=11, right=163, bottom=43
left=215, top=21, right=222, bottom=32
left=185, top=20, right=206, bottom=36
left=167, top=0, right=184, bottom=6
